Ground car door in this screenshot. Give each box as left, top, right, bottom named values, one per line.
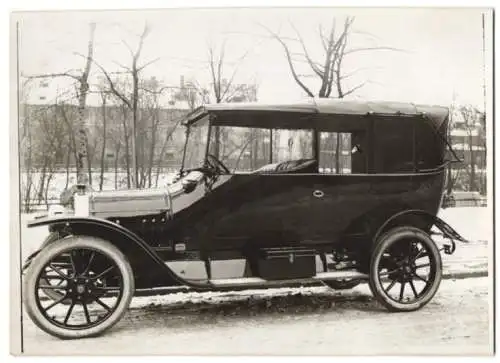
left=207, top=172, right=318, bottom=250
left=207, top=127, right=317, bottom=250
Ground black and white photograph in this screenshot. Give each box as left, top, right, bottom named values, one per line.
left=9, top=4, right=495, bottom=357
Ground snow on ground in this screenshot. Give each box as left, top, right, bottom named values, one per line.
left=42, top=273, right=490, bottom=316
left=22, top=277, right=492, bottom=355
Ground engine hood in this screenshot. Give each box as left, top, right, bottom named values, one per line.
left=89, top=187, right=171, bottom=218
left=87, top=171, right=206, bottom=219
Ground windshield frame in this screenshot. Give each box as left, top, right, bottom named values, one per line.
left=180, top=115, right=211, bottom=173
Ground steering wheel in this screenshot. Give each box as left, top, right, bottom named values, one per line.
left=206, top=154, right=230, bottom=174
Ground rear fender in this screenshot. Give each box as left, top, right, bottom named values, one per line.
left=374, top=209, right=468, bottom=254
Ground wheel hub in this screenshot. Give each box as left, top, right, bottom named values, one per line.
left=396, top=260, right=417, bottom=282
left=76, top=284, right=86, bottom=295
left=67, top=278, right=97, bottom=301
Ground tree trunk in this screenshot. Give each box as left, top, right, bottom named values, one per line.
left=155, top=134, right=169, bottom=187
left=44, top=171, right=54, bottom=209
left=64, top=145, right=71, bottom=190
left=86, top=139, right=93, bottom=187
left=75, top=22, right=96, bottom=188
left=23, top=128, right=34, bottom=212
left=335, top=133, right=341, bottom=173
left=121, top=108, right=131, bottom=189
left=113, top=143, right=121, bottom=190
left=446, top=164, right=453, bottom=195
left=469, top=133, right=476, bottom=191
left=132, top=68, right=139, bottom=188
left=213, top=126, right=220, bottom=159
left=99, top=96, right=107, bottom=191
left=147, top=109, right=159, bottom=188
left=37, top=161, right=47, bottom=205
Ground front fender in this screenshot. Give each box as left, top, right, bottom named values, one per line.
left=27, top=215, right=180, bottom=286
left=27, top=215, right=161, bottom=258
left=26, top=215, right=214, bottom=290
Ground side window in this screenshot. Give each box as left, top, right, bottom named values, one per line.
left=415, top=123, right=442, bottom=170
left=319, top=132, right=352, bottom=174
left=209, top=126, right=271, bottom=172
left=272, top=129, right=313, bottom=163
left=374, top=118, right=414, bottom=173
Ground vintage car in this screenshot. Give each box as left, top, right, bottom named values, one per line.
left=22, top=99, right=467, bottom=339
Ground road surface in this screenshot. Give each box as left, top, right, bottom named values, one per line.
left=20, top=277, right=492, bottom=356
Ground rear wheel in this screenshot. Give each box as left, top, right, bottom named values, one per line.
left=368, top=226, right=442, bottom=312
left=23, top=236, right=134, bottom=339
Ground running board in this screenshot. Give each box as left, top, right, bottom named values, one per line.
left=209, top=270, right=368, bottom=288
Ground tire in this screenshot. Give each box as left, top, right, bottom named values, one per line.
left=323, top=279, right=361, bottom=290
left=23, top=236, right=135, bottom=339
left=368, top=226, right=442, bottom=312
left=37, top=232, right=72, bottom=304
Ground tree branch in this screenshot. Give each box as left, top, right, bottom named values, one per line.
left=342, top=81, right=366, bottom=97
left=260, top=24, right=314, bottom=98
left=121, top=39, right=135, bottom=57
left=138, top=57, right=161, bottom=72
left=318, top=24, right=329, bottom=52
left=22, top=71, right=81, bottom=82
left=343, top=46, right=406, bottom=56
left=220, top=47, right=251, bottom=102
left=112, top=60, right=131, bottom=71
left=208, top=45, right=219, bottom=102
left=74, top=52, right=132, bottom=109
left=290, top=22, right=324, bottom=79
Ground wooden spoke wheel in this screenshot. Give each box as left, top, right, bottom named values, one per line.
left=23, top=236, right=134, bottom=339
left=369, top=226, right=442, bottom=312
left=36, top=233, right=72, bottom=304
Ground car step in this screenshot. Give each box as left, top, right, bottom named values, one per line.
left=209, top=270, right=368, bottom=288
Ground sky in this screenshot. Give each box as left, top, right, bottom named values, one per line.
left=15, top=7, right=492, bottom=110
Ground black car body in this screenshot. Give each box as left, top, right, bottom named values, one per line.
left=22, top=99, right=467, bottom=339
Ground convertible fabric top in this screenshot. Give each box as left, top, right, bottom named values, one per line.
left=184, top=98, right=449, bottom=129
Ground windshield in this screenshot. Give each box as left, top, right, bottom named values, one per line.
left=182, top=116, right=210, bottom=170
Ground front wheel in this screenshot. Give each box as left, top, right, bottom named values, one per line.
left=368, top=226, right=442, bottom=312
left=37, top=232, right=72, bottom=304
left=23, top=236, right=135, bottom=339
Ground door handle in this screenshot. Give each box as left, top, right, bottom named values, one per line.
left=313, top=190, right=324, bottom=198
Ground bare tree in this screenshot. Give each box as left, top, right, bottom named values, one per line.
left=30, top=102, right=68, bottom=208
left=204, top=42, right=255, bottom=158
left=91, top=23, right=158, bottom=188
left=19, top=82, right=36, bottom=212
left=445, top=108, right=458, bottom=196
left=23, top=22, right=96, bottom=189
left=264, top=17, right=400, bottom=172
left=478, top=112, right=487, bottom=194
left=459, top=105, right=481, bottom=192
left=264, top=17, right=400, bottom=99
left=207, top=42, right=252, bottom=103
left=98, top=92, right=108, bottom=191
